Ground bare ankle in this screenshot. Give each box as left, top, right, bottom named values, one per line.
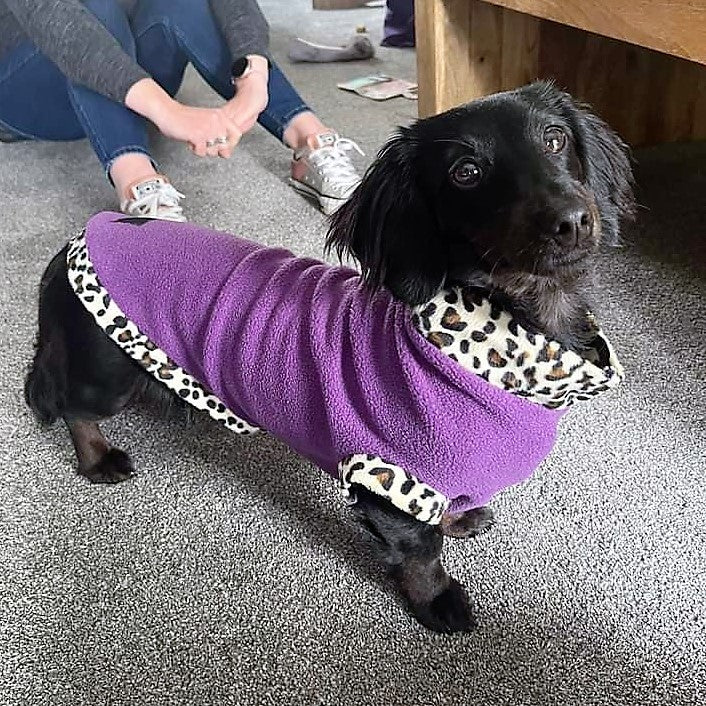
left=109, top=153, right=158, bottom=201
left=283, top=111, right=330, bottom=150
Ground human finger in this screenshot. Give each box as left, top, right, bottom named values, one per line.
left=191, top=140, right=207, bottom=157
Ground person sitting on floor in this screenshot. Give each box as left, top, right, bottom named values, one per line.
left=0, top=0, right=363, bottom=219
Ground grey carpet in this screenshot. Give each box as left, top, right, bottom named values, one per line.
left=1, top=1, right=705, bottom=704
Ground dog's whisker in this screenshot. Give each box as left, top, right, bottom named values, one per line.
left=478, top=246, right=495, bottom=264
left=432, top=138, right=477, bottom=150
left=487, top=257, right=504, bottom=288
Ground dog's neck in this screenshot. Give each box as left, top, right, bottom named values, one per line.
left=447, top=267, right=596, bottom=352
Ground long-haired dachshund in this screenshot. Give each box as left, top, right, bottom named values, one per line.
left=25, top=82, right=634, bottom=633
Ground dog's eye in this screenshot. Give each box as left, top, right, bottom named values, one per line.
left=450, top=158, right=482, bottom=188
left=543, top=126, right=567, bottom=154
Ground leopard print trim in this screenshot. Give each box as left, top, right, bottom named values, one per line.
left=339, top=454, right=449, bottom=525
left=413, top=288, right=624, bottom=410
left=66, top=230, right=260, bottom=435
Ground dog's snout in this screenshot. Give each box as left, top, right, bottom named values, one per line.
left=550, top=208, right=593, bottom=247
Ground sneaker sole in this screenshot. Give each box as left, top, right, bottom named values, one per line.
left=120, top=211, right=187, bottom=223
left=288, top=178, right=346, bottom=216
left=120, top=201, right=187, bottom=223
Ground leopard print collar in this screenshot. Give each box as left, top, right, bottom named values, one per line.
left=412, top=287, right=624, bottom=410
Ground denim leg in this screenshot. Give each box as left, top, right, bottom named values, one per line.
left=65, top=0, right=151, bottom=176
left=0, top=42, right=85, bottom=141
left=0, top=0, right=152, bottom=174
left=258, top=64, right=312, bottom=143
left=130, top=0, right=229, bottom=99
left=130, top=0, right=311, bottom=144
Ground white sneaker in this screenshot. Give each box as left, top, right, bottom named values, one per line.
left=120, top=175, right=186, bottom=222
left=289, top=132, right=364, bottom=215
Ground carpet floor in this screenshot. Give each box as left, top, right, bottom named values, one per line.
left=1, top=1, right=704, bottom=704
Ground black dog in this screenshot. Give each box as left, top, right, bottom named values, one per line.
left=25, top=82, right=634, bottom=633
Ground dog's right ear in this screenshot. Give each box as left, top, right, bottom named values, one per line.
left=326, top=127, right=446, bottom=305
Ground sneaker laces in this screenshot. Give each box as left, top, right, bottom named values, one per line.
left=122, top=178, right=186, bottom=222
left=308, top=137, right=364, bottom=187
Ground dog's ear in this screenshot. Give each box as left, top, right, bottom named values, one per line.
left=570, top=103, right=636, bottom=245
left=326, top=127, right=446, bottom=305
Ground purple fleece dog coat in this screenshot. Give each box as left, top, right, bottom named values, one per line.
left=67, top=213, right=623, bottom=523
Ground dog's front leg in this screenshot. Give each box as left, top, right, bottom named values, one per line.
left=440, top=506, right=494, bottom=538
left=352, top=487, right=476, bottom=633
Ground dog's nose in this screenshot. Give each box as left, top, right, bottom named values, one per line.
left=551, top=208, right=593, bottom=247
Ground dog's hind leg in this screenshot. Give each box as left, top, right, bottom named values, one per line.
left=65, top=417, right=134, bottom=484
left=58, top=352, right=143, bottom=484
left=26, top=244, right=146, bottom=483
left=353, top=487, right=476, bottom=633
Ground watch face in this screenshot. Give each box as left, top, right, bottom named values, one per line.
left=231, top=57, right=249, bottom=79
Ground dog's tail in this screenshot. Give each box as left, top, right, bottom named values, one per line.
left=24, top=246, right=71, bottom=425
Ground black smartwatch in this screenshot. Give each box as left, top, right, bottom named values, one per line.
left=231, top=56, right=268, bottom=85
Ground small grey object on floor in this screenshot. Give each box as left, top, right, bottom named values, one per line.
left=288, top=34, right=375, bottom=63
left=0, top=1, right=704, bottom=704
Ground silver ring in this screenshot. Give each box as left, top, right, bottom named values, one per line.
left=206, top=136, right=227, bottom=148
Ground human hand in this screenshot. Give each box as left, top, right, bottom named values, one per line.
left=223, top=56, right=269, bottom=135
left=223, top=80, right=268, bottom=135
left=125, top=78, right=241, bottom=158
left=155, top=102, right=242, bottom=158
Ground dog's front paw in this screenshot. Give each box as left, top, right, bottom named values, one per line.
left=79, top=448, right=135, bottom=484
left=411, top=578, right=476, bottom=634
left=441, top=506, right=495, bottom=538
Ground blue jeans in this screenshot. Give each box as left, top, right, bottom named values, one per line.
left=0, top=0, right=310, bottom=176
